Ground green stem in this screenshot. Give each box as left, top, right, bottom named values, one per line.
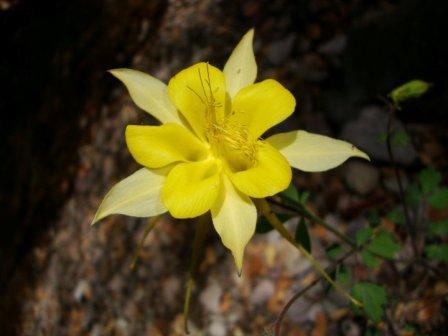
left=256, top=198, right=362, bottom=307
left=271, top=197, right=356, bottom=247
left=130, top=215, right=162, bottom=270
left=183, top=214, right=209, bottom=334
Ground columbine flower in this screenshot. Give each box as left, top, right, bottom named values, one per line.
left=92, top=30, right=368, bottom=272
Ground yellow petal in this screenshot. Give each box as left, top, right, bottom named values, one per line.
left=229, top=141, right=292, bottom=198
left=231, top=79, right=296, bottom=139
left=162, top=160, right=221, bottom=218
left=267, top=130, right=370, bottom=172
left=168, top=62, right=226, bottom=140
left=223, top=29, right=257, bottom=98
left=126, top=123, right=208, bottom=168
left=211, top=175, right=256, bottom=274
left=109, top=68, right=182, bottom=124
left=92, top=168, right=167, bottom=224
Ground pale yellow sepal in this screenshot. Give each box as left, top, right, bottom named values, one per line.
left=267, top=130, right=370, bottom=172
left=211, top=175, right=256, bottom=274
left=223, top=29, right=257, bottom=98
left=109, top=69, right=182, bottom=124
left=92, top=168, right=167, bottom=225
left=162, top=159, right=222, bottom=218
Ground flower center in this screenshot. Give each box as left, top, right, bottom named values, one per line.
left=189, top=64, right=258, bottom=171
left=207, top=117, right=257, bottom=171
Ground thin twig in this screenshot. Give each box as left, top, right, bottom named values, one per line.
left=272, top=240, right=366, bottom=336
left=183, top=215, right=209, bottom=334
left=380, top=95, right=419, bottom=258
left=268, top=197, right=356, bottom=248
left=130, top=216, right=162, bottom=270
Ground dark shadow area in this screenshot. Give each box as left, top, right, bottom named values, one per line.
left=0, top=1, right=167, bottom=333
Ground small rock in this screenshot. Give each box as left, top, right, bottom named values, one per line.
left=265, top=34, right=296, bottom=65
left=162, top=276, right=181, bottom=306
left=317, top=34, right=347, bottom=55
left=344, top=161, right=380, bottom=195
left=383, top=175, right=409, bottom=194
left=200, top=281, right=222, bottom=313
left=208, top=316, right=227, bottom=336
left=296, top=53, right=328, bottom=82
left=341, top=106, right=417, bottom=165
left=341, top=318, right=361, bottom=336
left=286, top=295, right=315, bottom=323
left=250, top=280, right=275, bottom=306
left=73, top=279, right=91, bottom=302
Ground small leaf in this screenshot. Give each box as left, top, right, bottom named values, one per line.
left=367, top=231, right=401, bottom=259
left=299, top=190, right=310, bottom=205
left=295, top=218, right=311, bottom=252
left=281, top=183, right=300, bottom=204
left=356, top=227, right=373, bottom=246
left=368, top=211, right=380, bottom=228
left=377, top=132, right=388, bottom=144
left=425, top=244, right=448, bottom=262
left=326, top=244, right=343, bottom=259
left=364, top=327, right=381, bottom=336
left=92, top=168, right=167, bottom=224
left=428, top=219, right=448, bottom=236
left=352, top=282, right=387, bottom=323
left=361, top=250, right=381, bottom=268
left=387, top=208, right=405, bottom=225
left=392, top=131, right=410, bottom=148
left=336, top=265, right=350, bottom=285
left=419, top=168, right=442, bottom=194
left=389, top=79, right=431, bottom=106
left=428, top=187, right=448, bottom=209
left=406, top=182, right=422, bottom=206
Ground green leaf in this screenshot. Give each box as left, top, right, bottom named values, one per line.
left=326, top=244, right=343, bottom=260
left=419, top=168, right=442, bottom=194
left=256, top=213, right=291, bottom=234
left=364, top=327, right=381, bottom=336
left=299, top=190, right=310, bottom=205
left=356, top=227, right=373, bottom=246
left=389, top=79, right=431, bottom=106
left=428, top=219, right=448, bottom=236
left=387, top=208, right=405, bottom=225
left=281, top=183, right=300, bottom=204
left=336, top=265, right=350, bottom=285
left=295, top=218, right=311, bottom=252
left=406, top=182, right=421, bottom=206
left=428, top=187, right=448, bottom=209
left=392, top=131, right=410, bottom=148
left=367, top=231, right=401, bottom=259
left=377, top=132, right=388, bottom=144
left=361, top=250, right=381, bottom=268
left=368, top=211, right=380, bottom=228
left=425, top=244, right=448, bottom=262
left=352, top=282, right=387, bottom=323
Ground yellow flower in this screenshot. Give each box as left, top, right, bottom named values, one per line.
left=92, top=30, right=369, bottom=272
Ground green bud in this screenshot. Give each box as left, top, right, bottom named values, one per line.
left=389, top=79, right=431, bottom=106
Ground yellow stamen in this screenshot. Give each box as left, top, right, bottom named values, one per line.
left=189, top=63, right=258, bottom=165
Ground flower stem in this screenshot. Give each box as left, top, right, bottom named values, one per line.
left=183, top=214, right=209, bottom=334
left=256, top=198, right=362, bottom=307
left=270, top=197, right=356, bottom=248
left=130, top=215, right=162, bottom=270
